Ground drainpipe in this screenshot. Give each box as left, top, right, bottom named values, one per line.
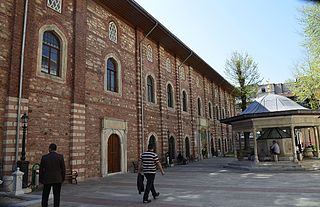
left=176, top=52, right=192, bottom=153
left=139, top=22, right=158, bottom=154
left=177, top=52, right=193, bottom=69
left=15, top=0, right=29, bottom=168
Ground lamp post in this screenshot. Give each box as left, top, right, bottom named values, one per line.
left=17, top=113, right=29, bottom=188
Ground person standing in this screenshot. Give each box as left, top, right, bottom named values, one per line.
left=138, top=144, right=164, bottom=204
left=40, top=143, right=66, bottom=207
left=270, top=140, right=280, bottom=162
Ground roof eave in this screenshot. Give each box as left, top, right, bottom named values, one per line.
left=102, top=0, right=235, bottom=92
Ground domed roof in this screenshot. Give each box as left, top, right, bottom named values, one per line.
left=241, top=94, right=309, bottom=115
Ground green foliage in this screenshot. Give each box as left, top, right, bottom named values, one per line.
left=288, top=59, right=320, bottom=109
left=225, top=51, right=262, bottom=111
left=302, top=4, right=320, bottom=58
left=288, top=4, right=320, bottom=110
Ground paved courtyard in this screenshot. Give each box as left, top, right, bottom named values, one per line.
left=3, top=157, right=320, bottom=207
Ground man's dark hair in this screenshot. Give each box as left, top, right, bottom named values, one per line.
left=49, top=143, right=57, bottom=151
left=148, top=144, right=154, bottom=150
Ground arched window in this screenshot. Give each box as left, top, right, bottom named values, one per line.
left=197, top=97, right=202, bottom=116
left=166, top=58, right=171, bottom=72
left=216, top=106, right=220, bottom=120
left=222, top=108, right=225, bottom=119
left=109, top=21, right=117, bottom=43
left=41, top=31, right=60, bottom=76
left=146, top=44, right=153, bottom=62
left=185, top=137, right=190, bottom=159
left=208, top=102, right=212, bottom=119
left=147, top=75, right=155, bottom=103
left=182, top=91, right=187, bottom=112
left=106, top=58, right=118, bottom=92
left=167, top=84, right=173, bottom=108
left=169, top=136, right=175, bottom=160
left=180, top=66, right=185, bottom=80
left=149, top=135, right=157, bottom=153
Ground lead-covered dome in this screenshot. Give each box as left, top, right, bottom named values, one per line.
left=241, top=94, right=309, bottom=115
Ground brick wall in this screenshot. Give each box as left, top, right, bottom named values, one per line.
left=0, top=0, right=15, bottom=172
left=1, top=0, right=235, bottom=181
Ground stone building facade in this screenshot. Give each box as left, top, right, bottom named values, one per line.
left=0, top=0, right=235, bottom=187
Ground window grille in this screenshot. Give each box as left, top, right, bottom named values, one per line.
left=109, top=22, right=117, bottom=43
left=180, top=66, right=185, bottom=80
left=146, top=45, right=153, bottom=62
left=47, top=0, right=62, bottom=13
left=166, top=58, right=171, bottom=72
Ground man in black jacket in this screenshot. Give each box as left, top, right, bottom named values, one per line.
left=40, top=143, right=66, bottom=207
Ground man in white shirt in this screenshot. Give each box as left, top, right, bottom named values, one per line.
left=138, top=144, right=164, bottom=204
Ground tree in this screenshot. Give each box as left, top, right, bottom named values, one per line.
left=225, top=51, right=262, bottom=112
left=289, top=3, right=320, bottom=110
left=289, top=59, right=320, bottom=109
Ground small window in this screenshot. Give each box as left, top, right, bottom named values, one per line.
left=216, top=106, right=220, bottom=120
left=261, top=88, right=266, bottom=93
left=41, top=31, right=60, bottom=76
left=197, top=98, right=202, bottom=116
left=209, top=102, right=212, bottom=119
left=167, top=84, right=174, bottom=108
left=182, top=91, right=187, bottom=112
left=106, top=58, right=118, bottom=92
left=196, top=76, right=200, bottom=87
left=146, top=45, right=153, bottom=62
left=147, top=75, right=155, bottom=103
left=166, top=58, right=171, bottom=72
left=222, top=108, right=225, bottom=119
left=47, top=0, right=62, bottom=13
left=149, top=135, right=157, bottom=153
left=109, top=21, right=117, bottom=43
left=180, top=66, right=185, bottom=80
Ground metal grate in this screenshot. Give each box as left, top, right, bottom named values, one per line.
left=47, top=0, right=62, bottom=13
left=109, top=22, right=118, bottom=43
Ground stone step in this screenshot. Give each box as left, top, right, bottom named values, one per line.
left=224, top=161, right=306, bottom=172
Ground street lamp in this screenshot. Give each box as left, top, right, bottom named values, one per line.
left=21, top=113, right=28, bottom=161
left=17, top=113, right=29, bottom=188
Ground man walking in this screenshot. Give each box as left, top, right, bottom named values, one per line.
left=138, top=144, right=165, bottom=204
left=270, top=140, right=280, bottom=162
left=40, top=143, right=66, bottom=207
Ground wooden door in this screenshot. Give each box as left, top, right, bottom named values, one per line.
left=169, top=136, right=175, bottom=161
left=185, top=137, right=190, bottom=158
left=108, top=134, right=121, bottom=173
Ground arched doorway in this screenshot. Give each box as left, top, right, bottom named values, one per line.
left=185, top=137, right=190, bottom=159
left=149, top=135, right=157, bottom=153
left=168, top=136, right=175, bottom=163
left=108, top=134, right=121, bottom=173
left=210, top=136, right=215, bottom=157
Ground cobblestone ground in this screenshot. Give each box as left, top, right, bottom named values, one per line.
left=5, top=157, right=320, bottom=207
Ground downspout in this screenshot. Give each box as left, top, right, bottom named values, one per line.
left=15, top=0, right=29, bottom=168
left=139, top=22, right=158, bottom=154
left=176, top=52, right=192, bottom=153
left=177, top=52, right=193, bottom=69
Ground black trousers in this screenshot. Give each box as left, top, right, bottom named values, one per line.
left=41, top=183, right=62, bottom=207
left=143, top=173, right=157, bottom=201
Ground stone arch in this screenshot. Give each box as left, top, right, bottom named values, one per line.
left=107, top=134, right=121, bottom=173
left=37, top=24, right=68, bottom=83
left=185, top=137, right=191, bottom=159
left=101, top=118, right=127, bottom=177
left=168, top=136, right=176, bottom=163
left=104, top=53, right=123, bottom=96
left=147, top=133, right=158, bottom=153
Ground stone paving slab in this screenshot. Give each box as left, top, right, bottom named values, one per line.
left=2, top=158, right=320, bottom=207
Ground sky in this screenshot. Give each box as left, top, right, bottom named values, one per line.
left=134, top=0, right=310, bottom=84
